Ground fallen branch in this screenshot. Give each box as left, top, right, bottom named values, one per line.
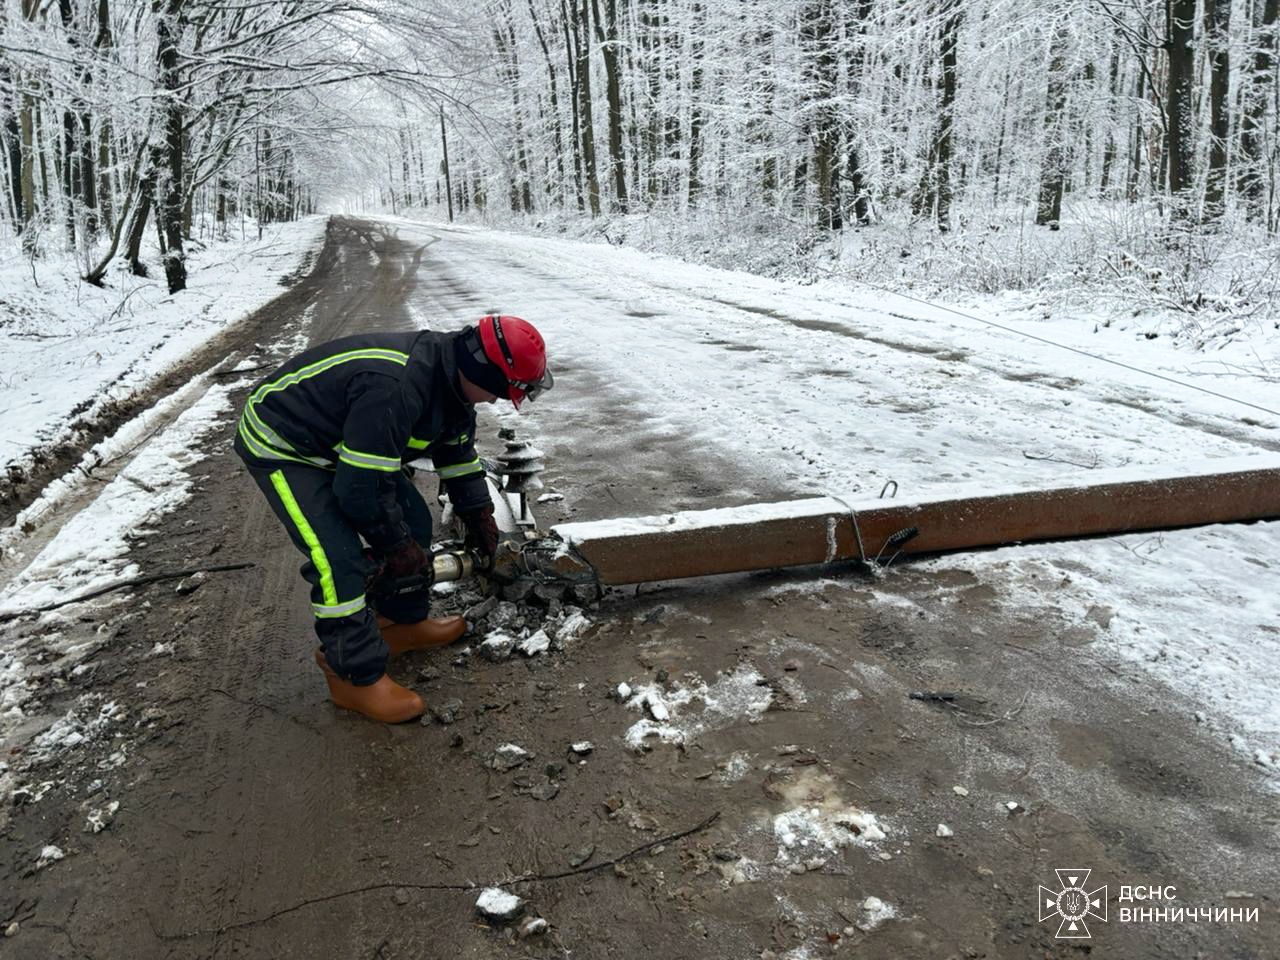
left=154, top=811, right=720, bottom=940
left=1022, top=449, right=1101, bottom=469
left=0, top=562, right=256, bottom=622
left=212, top=363, right=270, bottom=378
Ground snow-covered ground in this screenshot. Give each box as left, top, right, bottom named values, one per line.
left=0, top=217, right=326, bottom=480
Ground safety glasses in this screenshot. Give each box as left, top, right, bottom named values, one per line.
left=512, top=368, right=554, bottom=404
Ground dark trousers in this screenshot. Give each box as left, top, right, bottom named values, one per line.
left=234, top=433, right=432, bottom=685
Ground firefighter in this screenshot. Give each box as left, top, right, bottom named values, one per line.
left=233, top=315, right=553, bottom=723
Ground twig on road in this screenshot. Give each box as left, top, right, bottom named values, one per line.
left=949, top=691, right=1030, bottom=728
left=151, top=812, right=721, bottom=941
left=0, top=562, right=256, bottom=622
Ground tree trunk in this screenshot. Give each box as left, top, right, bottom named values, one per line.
left=1100, top=45, right=1121, bottom=195
left=561, top=0, right=586, bottom=210
left=685, top=1, right=705, bottom=208
left=1166, top=0, right=1196, bottom=211
left=1036, top=21, right=1071, bottom=228
left=1129, top=65, right=1146, bottom=200
left=801, top=0, right=842, bottom=230
left=154, top=0, right=186, bottom=292
left=1204, top=0, right=1233, bottom=221
left=593, top=0, right=628, bottom=211
left=127, top=172, right=155, bottom=276
left=576, top=0, right=601, bottom=216
left=844, top=0, right=873, bottom=225
left=640, top=0, right=661, bottom=201
left=18, top=0, right=39, bottom=251
left=494, top=3, right=534, bottom=213
left=935, top=0, right=961, bottom=231
left=95, top=0, right=115, bottom=234
left=1238, top=0, right=1279, bottom=218
left=440, top=107, right=454, bottom=222
left=527, top=0, right=568, bottom=206
left=992, top=68, right=1012, bottom=205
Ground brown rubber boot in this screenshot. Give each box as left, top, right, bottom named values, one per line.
left=376, top=614, right=467, bottom=655
left=313, top=649, right=425, bottom=723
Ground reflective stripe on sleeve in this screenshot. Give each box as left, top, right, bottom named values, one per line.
left=435, top=458, right=482, bottom=480
left=407, top=436, right=430, bottom=450
left=267, top=469, right=338, bottom=607
left=239, top=416, right=331, bottom=468
left=337, top=444, right=402, bottom=472
left=244, top=403, right=297, bottom=452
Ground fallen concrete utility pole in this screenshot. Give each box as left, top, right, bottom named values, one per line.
left=543, top=454, right=1280, bottom=586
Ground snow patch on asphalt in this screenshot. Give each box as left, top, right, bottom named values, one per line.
left=622, top=663, right=773, bottom=750
left=772, top=805, right=888, bottom=863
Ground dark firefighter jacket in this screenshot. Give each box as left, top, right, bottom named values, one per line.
left=236, top=330, right=489, bottom=549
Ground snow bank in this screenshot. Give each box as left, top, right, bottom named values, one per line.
left=0, top=218, right=324, bottom=479
left=0, top=379, right=241, bottom=614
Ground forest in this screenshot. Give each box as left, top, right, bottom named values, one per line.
left=2, top=0, right=1277, bottom=306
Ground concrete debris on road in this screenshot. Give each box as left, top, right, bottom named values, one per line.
left=174, top=571, right=207, bottom=595
left=490, top=743, right=532, bottom=771
left=518, top=916, right=549, bottom=938
left=857, top=896, right=897, bottom=932
left=84, top=801, right=119, bottom=834
left=429, top=698, right=463, bottom=725
left=935, top=823, right=954, bottom=838
left=479, top=632, right=517, bottom=662
left=569, top=741, right=594, bottom=756
left=36, top=845, right=65, bottom=869
left=519, top=629, right=550, bottom=656
left=475, top=887, right=524, bottom=922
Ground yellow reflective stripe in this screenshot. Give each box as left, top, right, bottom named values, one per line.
left=407, top=436, right=430, bottom=450
left=238, top=417, right=320, bottom=468
left=436, top=458, right=482, bottom=479
left=313, top=595, right=367, bottom=619
left=250, top=348, right=409, bottom=404
left=244, top=403, right=297, bottom=452
left=239, top=413, right=331, bottom=468
left=268, top=469, right=338, bottom=607
left=338, top=444, right=402, bottom=472
left=444, top=431, right=469, bottom=446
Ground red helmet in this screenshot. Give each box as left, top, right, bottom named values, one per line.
left=477, top=315, right=553, bottom=409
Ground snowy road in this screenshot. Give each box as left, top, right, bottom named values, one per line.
left=2, top=216, right=1277, bottom=959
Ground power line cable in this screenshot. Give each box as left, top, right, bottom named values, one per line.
left=857, top=282, right=1280, bottom=420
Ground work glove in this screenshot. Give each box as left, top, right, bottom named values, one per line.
left=383, top=537, right=431, bottom=579
left=366, top=540, right=433, bottom=607
left=459, top=503, right=499, bottom=565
